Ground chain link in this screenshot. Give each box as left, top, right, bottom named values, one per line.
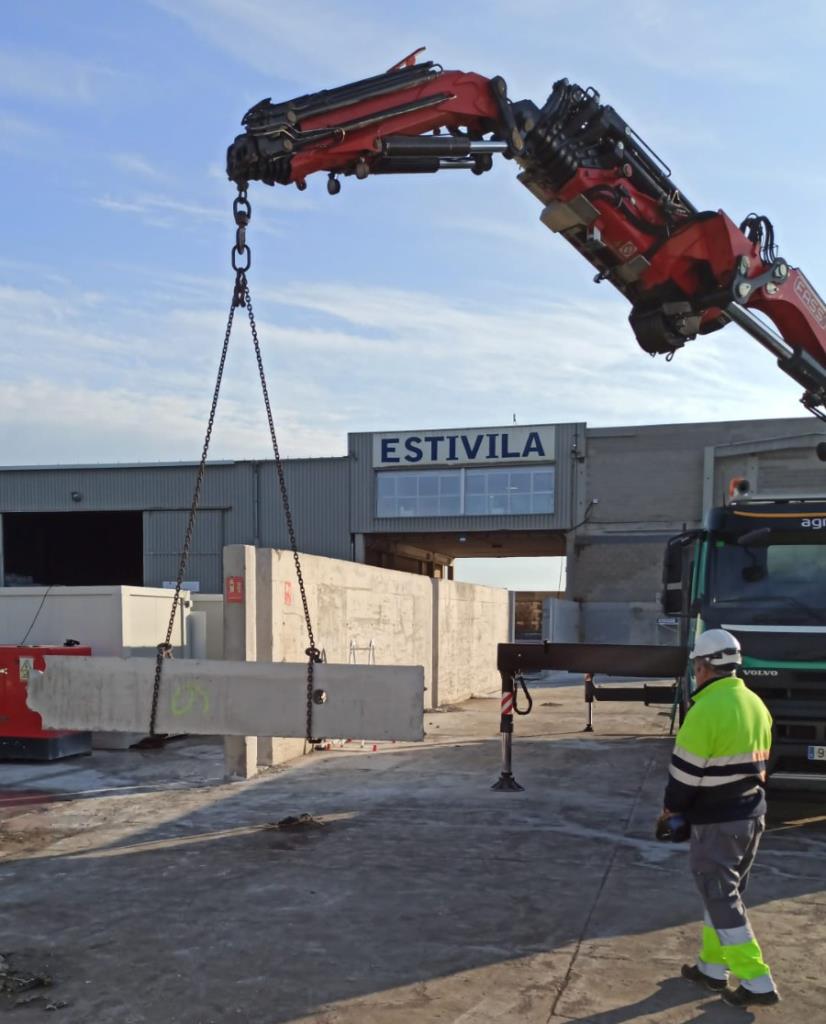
left=150, top=185, right=320, bottom=747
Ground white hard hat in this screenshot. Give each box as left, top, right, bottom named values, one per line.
left=689, top=628, right=742, bottom=666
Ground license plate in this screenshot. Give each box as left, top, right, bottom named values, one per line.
left=808, top=745, right=826, bottom=761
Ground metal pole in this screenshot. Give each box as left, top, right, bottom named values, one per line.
left=584, top=672, right=594, bottom=732
left=492, top=670, right=524, bottom=791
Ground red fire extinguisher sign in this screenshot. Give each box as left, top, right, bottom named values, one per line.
left=226, top=576, right=244, bottom=603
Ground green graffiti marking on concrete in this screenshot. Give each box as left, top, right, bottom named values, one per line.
left=171, top=682, right=210, bottom=717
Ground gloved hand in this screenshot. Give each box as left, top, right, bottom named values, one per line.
left=655, top=810, right=690, bottom=843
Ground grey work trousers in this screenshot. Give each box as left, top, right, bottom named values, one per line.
left=688, top=816, right=774, bottom=992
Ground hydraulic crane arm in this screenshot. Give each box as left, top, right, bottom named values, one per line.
left=226, top=53, right=826, bottom=420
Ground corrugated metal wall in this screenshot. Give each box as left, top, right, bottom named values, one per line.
left=259, top=458, right=352, bottom=561
left=347, top=422, right=586, bottom=534
left=0, top=462, right=250, bottom=515
left=0, top=459, right=351, bottom=594
left=143, top=509, right=225, bottom=592
left=5, top=418, right=821, bottom=602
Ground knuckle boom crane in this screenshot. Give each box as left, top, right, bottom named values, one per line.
left=226, top=51, right=826, bottom=419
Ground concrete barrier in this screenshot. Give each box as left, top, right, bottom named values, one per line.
left=29, top=657, right=424, bottom=741
left=222, top=546, right=509, bottom=776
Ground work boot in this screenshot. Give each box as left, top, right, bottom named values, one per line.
left=681, top=963, right=727, bottom=992
left=721, top=985, right=780, bottom=1007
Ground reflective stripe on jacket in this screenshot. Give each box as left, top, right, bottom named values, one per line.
left=664, top=675, right=773, bottom=822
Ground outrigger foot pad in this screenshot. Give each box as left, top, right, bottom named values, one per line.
left=491, top=773, right=524, bottom=792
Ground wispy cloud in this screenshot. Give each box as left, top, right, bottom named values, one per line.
left=0, top=110, right=48, bottom=155
left=110, top=153, right=165, bottom=180
left=96, top=186, right=315, bottom=229
left=0, top=277, right=348, bottom=464
left=260, top=279, right=806, bottom=429
left=0, top=376, right=346, bottom=465
left=0, top=48, right=120, bottom=104
left=0, top=111, right=44, bottom=139
left=0, top=267, right=807, bottom=466
left=96, top=193, right=223, bottom=224
left=151, top=0, right=417, bottom=82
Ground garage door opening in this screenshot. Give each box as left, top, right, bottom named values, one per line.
left=2, top=511, right=144, bottom=587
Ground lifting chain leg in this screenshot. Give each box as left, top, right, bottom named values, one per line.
left=241, top=277, right=322, bottom=744
left=150, top=185, right=320, bottom=746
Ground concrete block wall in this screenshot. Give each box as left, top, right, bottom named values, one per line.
left=222, top=545, right=509, bottom=777
left=259, top=547, right=435, bottom=690
left=542, top=598, right=580, bottom=643
left=569, top=541, right=665, bottom=605
left=580, top=601, right=675, bottom=646
left=567, top=418, right=826, bottom=645
left=432, top=579, right=509, bottom=703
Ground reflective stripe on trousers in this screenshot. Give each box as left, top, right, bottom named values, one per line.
left=690, top=816, right=775, bottom=994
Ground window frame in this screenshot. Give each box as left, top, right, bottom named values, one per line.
left=375, top=465, right=555, bottom=518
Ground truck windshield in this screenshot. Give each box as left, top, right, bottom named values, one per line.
left=708, top=536, right=826, bottom=624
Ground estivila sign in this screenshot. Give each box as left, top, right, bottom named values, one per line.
left=373, top=425, right=556, bottom=468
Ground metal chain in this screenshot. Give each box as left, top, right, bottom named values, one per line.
left=149, top=292, right=236, bottom=735
left=242, top=279, right=321, bottom=745
left=149, top=185, right=320, bottom=747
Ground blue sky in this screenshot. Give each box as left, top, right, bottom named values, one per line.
left=5, top=2, right=823, bottom=587
left=2, top=1, right=825, bottom=471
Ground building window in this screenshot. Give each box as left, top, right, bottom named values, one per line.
left=465, top=467, right=554, bottom=515
left=376, top=467, right=554, bottom=517
left=376, top=470, right=462, bottom=517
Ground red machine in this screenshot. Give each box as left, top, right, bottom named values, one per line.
left=0, top=644, right=92, bottom=760
left=226, top=52, right=826, bottom=421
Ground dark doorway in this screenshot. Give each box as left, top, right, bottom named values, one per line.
left=2, top=512, right=144, bottom=587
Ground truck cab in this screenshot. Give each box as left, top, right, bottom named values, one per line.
left=663, top=492, right=826, bottom=786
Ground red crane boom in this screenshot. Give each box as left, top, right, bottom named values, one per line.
left=227, top=54, right=826, bottom=420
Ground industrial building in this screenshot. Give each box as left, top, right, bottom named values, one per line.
left=1, top=415, right=824, bottom=643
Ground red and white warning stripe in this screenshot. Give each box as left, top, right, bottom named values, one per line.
left=501, top=692, right=514, bottom=716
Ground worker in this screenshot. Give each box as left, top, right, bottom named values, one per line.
left=660, top=628, right=779, bottom=1008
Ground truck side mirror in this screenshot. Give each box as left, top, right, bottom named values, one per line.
left=662, top=538, right=685, bottom=615
left=661, top=531, right=702, bottom=616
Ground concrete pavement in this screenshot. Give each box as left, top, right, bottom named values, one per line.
left=0, top=679, right=824, bottom=1022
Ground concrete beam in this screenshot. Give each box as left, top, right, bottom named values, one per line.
left=28, top=657, right=425, bottom=741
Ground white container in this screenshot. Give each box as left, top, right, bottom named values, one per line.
left=0, top=586, right=191, bottom=748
